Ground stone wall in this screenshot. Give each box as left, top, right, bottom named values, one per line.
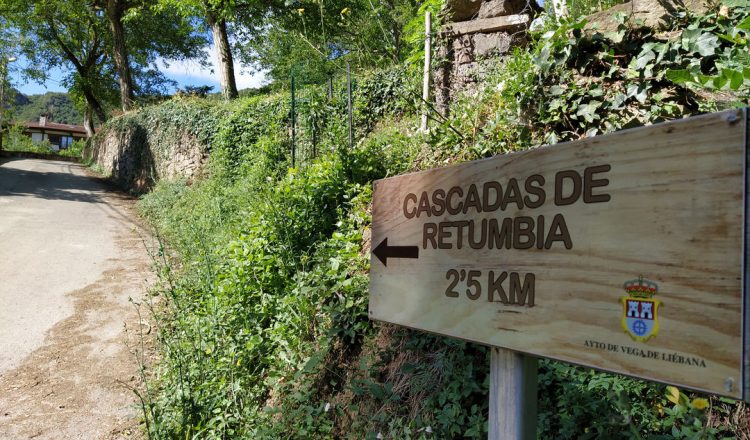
left=434, top=0, right=709, bottom=113
left=435, top=0, right=536, bottom=112
left=586, top=0, right=708, bottom=33
left=84, top=121, right=207, bottom=194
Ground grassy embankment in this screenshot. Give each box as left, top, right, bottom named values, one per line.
left=113, top=7, right=750, bottom=439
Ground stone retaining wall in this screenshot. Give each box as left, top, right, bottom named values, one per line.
left=434, top=0, right=709, bottom=113
left=435, top=0, right=536, bottom=112
left=84, top=120, right=207, bottom=194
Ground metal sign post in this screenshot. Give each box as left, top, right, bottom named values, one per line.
left=489, top=348, right=537, bottom=439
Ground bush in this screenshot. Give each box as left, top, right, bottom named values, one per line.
left=3, top=124, right=51, bottom=153
left=134, top=6, right=750, bottom=436
left=139, top=118, right=420, bottom=438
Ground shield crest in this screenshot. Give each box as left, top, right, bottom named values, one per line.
left=620, top=277, right=661, bottom=342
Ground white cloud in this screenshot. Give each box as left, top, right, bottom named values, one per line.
left=159, top=44, right=267, bottom=91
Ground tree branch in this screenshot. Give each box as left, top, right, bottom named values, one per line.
left=45, top=18, right=86, bottom=74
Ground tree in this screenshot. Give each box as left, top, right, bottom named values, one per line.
left=92, top=0, right=205, bottom=111
left=158, top=0, right=273, bottom=100
left=235, top=0, right=422, bottom=83
left=96, top=0, right=136, bottom=111
left=2, top=0, right=113, bottom=135
left=114, top=3, right=209, bottom=101
left=205, top=3, right=239, bottom=100
left=1, top=0, right=207, bottom=134
left=0, top=18, right=17, bottom=152
left=0, top=18, right=18, bottom=111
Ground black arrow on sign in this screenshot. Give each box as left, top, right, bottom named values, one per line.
left=373, top=238, right=419, bottom=266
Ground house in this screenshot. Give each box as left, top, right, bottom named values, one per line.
left=21, top=114, right=88, bottom=151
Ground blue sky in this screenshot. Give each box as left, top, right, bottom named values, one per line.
left=10, top=45, right=267, bottom=96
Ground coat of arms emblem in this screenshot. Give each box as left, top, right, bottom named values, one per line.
left=620, top=276, right=661, bottom=342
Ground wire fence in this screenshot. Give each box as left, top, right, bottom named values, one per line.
left=288, top=64, right=355, bottom=168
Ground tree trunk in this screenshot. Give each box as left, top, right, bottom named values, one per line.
left=82, top=86, right=107, bottom=136
left=106, top=0, right=135, bottom=111
left=83, top=106, right=95, bottom=138
left=207, top=10, right=239, bottom=100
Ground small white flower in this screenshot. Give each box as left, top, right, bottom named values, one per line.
left=376, top=433, right=384, bottom=439
left=425, top=426, right=433, bottom=433
left=324, top=402, right=331, bottom=412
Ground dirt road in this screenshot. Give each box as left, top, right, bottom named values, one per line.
left=0, top=158, right=153, bottom=439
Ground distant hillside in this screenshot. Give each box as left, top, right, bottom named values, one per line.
left=11, top=90, right=83, bottom=126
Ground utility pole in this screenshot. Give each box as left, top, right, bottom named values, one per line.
left=0, top=57, right=17, bottom=154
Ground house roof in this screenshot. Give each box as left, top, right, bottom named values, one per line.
left=22, top=120, right=88, bottom=135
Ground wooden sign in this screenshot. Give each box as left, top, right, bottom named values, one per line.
left=369, top=109, right=748, bottom=399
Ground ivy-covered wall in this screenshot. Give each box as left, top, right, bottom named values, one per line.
left=84, top=98, right=227, bottom=193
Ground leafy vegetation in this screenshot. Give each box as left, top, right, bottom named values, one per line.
left=565, top=0, right=623, bottom=18
left=428, top=3, right=750, bottom=163
left=2, top=3, right=746, bottom=439
left=2, top=124, right=51, bottom=153
left=126, top=3, right=750, bottom=439
left=0, top=0, right=207, bottom=132
left=10, top=90, right=82, bottom=125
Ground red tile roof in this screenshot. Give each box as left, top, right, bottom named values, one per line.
left=22, top=121, right=88, bottom=135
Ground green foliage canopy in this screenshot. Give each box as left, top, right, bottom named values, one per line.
left=0, top=0, right=208, bottom=128
left=235, top=0, right=430, bottom=83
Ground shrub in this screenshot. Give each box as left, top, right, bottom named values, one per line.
left=135, top=6, right=750, bottom=437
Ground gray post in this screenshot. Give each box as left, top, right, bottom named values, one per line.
left=291, top=75, right=296, bottom=167
left=312, top=109, right=317, bottom=159
left=347, top=63, right=353, bottom=149
left=420, top=11, right=432, bottom=132
left=489, top=347, right=537, bottom=440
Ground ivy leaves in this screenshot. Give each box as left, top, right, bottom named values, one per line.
left=438, top=2, right=750, bottom=163
left=683, top=28, right=720, bottom=57
left=528, top=4, right=750, bottom=145
left=665, top=2, right=750, bottom=93
left=667, top=67, right=749, bottom=91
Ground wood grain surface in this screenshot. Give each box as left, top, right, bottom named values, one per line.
left=369, top=109, right=747, bottom=398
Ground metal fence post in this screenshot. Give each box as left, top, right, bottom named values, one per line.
left=291, top=75, right=296, bottom=168
left=312, top=108, right=317, bottom=159
left=420, top=11, right=432, bottom=132
left=489, top=348, right=537, bottom=440
left=347, top=63, right=353, bottom=150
